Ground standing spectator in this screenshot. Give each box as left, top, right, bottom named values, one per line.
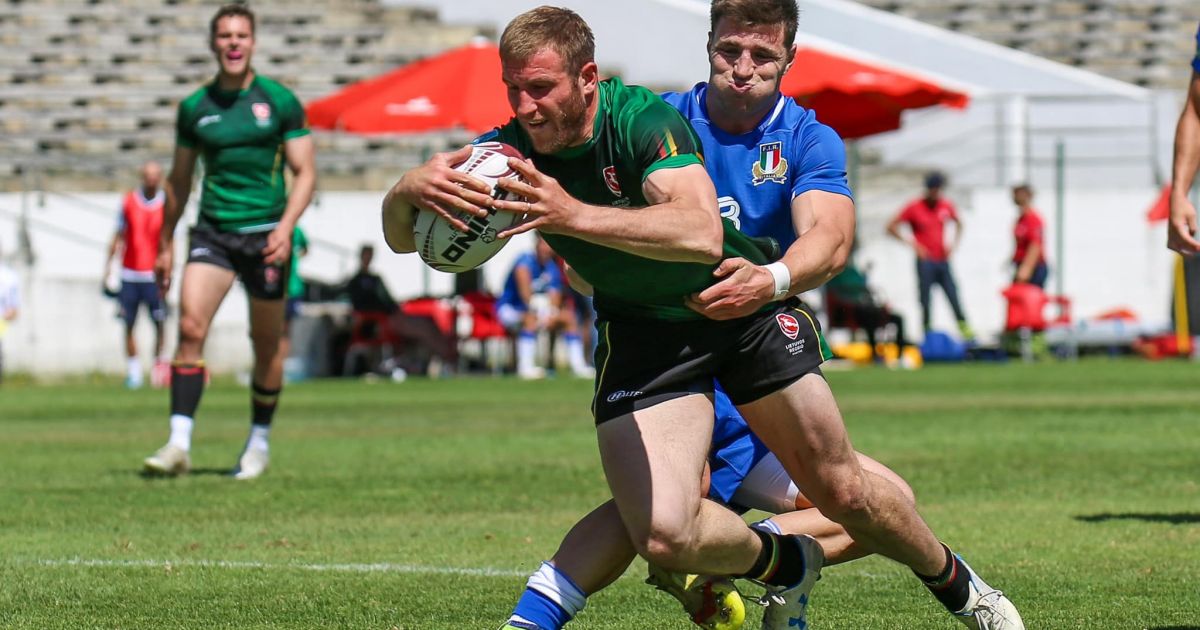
left=496, top=235, right=592, bottom=380
left=104, top=161, right=169, bottom=389
left=1167, top=22, right=1200, bottom=255
left=143, top=3, right=317, bottom=480
left=886, top=171, right=974, bottom=340
left=0, top=245, right=19, bottom=384
left=1010, top=184, right=1048, bottom=288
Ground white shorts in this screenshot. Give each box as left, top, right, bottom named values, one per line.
left=730, top=451, right=802, bottom=514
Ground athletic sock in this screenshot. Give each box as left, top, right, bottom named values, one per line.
left=507, top=561, right=586, bottom=630
left=169, top=361, right=205, bottom=419
left=251, top=382, right=281, bottom=427
left=126, top=357, right=141, bottom=381
left=564, top=333, right=588, bottom=372
left=915, top=543, right=972, bottom=613
left=739, top=528, right=808, bottom=588
left=246, top=424, right=270, bottom=453
left=168, top=414, right=194, bottom=451
left=516, top=332, right=537, bottom=373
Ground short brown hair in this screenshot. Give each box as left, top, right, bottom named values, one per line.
left=499, top=6, right=595, bottom=76
left=710, top=0, right=799, bottom=48
left=210, top=3, right=256, bottom=44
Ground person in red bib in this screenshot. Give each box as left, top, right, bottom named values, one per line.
left=887, top=171, right=974, bottom=340
left=104, top=161, right=168, bottom=389
left=1010, top=184, right=1048, bottom=288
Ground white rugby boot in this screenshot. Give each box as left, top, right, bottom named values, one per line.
left=952, top=556, right=1024, bottom=630
left=759, top=534, right=825, bottom=630
left=143, top=444, right=190, bottom=475
left=231, top=445, right=269, bottom=480
left=646, top=564, right=746, bottom=630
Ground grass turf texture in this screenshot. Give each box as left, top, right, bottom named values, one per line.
left=2, top=360, right=1198, bottom=629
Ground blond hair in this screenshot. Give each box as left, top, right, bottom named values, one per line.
left=499, top=6, right=595, bottom=75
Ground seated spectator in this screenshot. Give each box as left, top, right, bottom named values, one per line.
left=497, top=235, right=593, bottom=379
left=825, top=260, right=914, bottom=369
left=341, top=244, right=456, bottom=376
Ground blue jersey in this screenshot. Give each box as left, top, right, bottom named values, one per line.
left=498, top=252, right=563, bottom=311
left=662, top=84, right=852, bottom=505
left=661, top=83, right=852, bottom=252
left=1193, top=23, right=1200, bottom=74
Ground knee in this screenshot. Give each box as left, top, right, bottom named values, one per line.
left=631, top=520, right=693, bottom=569
left=812, top=474, right=873, bottom=525
left=178, top=315, right=208, bottom=346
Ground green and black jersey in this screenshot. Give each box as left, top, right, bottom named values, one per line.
left=176, top=74, right=310, bottom=233
left=478, top=77, right=768, bottom=322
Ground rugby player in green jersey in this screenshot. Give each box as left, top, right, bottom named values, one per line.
left=383, top=6, right=1004, bottom=629
left=143, top=4, right=316, bottom=480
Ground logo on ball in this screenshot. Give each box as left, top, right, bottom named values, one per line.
left=775, top=313, right=800, bottom=340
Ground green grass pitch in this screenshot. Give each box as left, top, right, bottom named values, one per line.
left=2, top=360, right=1198, bottom=629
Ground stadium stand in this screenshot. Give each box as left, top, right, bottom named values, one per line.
left=854, top=0, right=1200, bottom=89
left=0, top=0, right=489, bottom=191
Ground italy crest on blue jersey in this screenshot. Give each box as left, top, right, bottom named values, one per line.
left=661, top=82, right=852, bottom=251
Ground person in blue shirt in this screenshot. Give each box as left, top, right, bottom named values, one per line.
left=501, top=2, right=1024, bottom=630
left=497, top=234, right=593, bottom=379
left=1168, top=22, right=1200, bottom=254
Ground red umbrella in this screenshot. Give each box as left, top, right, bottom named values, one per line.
left=781, top=47, right=969, bottom=139
left=306, top=39, right=511, bottom=134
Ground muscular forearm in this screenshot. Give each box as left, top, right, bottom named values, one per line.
left=777, top=224, right=853, bottom=296
left=381, top=183, right=418, bottom=254
left=1172, top=87, right=1200, bottom=198
left=563, top=201, right=722, bottom=264
left=279, top=167, right=316, bottom=230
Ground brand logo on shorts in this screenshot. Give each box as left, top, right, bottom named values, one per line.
left=264, top=265, right=281, bottom=289
left=603, top=166, right=622, bottom=197
left=190, top=247, right=212, bottom=258
left=776, top=313, right=800, bottom=340
left=251, top=102, right=272, bottom=128
left=606, top=390, right=644, bottom=403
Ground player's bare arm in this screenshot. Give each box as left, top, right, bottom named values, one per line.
left=1016, top=241, right=1041, bottom=283
left=261, top=134, right=316, bottom=265
left=156, top=144, right=197, bottom=294
left=686, top=191, right=854, bottom=320
left=885, top=212, right=927, bottom=258
left=494, top=160, right=722, bottom=264
left=562, top=262, right=593, bottom=297
left=1169, top=72, right=1200, bottom=254
left=382, top=146, right=493, bottom=248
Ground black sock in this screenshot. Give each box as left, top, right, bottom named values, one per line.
left=169, top=362, right=206, bottom=418
left=915, top=543, right=971, bottom=613
left=251, top=382, right=281, bottom=426
left=739, top=529, right=808, bottom=588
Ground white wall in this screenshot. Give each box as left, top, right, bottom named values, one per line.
left=854, top=186, right=1174, bottom=343
left=0, top=191, right=536, bottom=375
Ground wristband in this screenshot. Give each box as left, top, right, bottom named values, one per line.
left=764, top=261, right=791, bottom=301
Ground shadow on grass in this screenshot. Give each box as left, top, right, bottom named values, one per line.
left=137, top=467, right=232, bottom=479
left=1075, top=512, right=1200, bottom=525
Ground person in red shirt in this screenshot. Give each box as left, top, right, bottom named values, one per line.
left=104, top=161, right=169, bottom=389
left=886, top=171, right=973, bottom=339
left=1010, top=184, right=1048, bottom=288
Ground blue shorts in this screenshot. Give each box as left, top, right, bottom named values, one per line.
left=118, top=280, right=166, bottom=329
left=707, top=385, right=771, bottom=507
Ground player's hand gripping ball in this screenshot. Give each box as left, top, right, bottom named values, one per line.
left=413, top=142, right=527, bottom=272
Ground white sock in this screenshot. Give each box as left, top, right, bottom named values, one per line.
left=527, top=561, right=587, bottom=618
left=168, top=414, right=194, bottom=451
left=517, top=334, right=537, bottom=373
left=127, top=357, right=142, bottom=380
left=752, top=517, right=784, bottom=536
left=565, top=335, right=588, bottom=372
left=246, top=424, right=270, bottom=452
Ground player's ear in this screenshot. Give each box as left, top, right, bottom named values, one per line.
left=579, top=61, right=599, bottom=95
left=783, top=43, right=798, bottom=75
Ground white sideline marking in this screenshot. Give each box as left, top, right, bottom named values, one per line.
left=21, top=557, right=527, bottom=578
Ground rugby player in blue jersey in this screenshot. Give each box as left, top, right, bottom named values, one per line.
left=500, top=2, right=1023, bottom=629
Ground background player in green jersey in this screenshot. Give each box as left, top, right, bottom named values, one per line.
left=143, top=4, right=316, bottom=480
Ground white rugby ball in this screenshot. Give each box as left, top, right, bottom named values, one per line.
left=413, top=141, right=527, bottom=273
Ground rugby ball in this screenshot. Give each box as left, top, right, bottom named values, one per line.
left=413, top=142, right=527, bottom=273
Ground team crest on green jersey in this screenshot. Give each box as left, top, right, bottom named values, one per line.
left=752, top=141, right=788, bottom=186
